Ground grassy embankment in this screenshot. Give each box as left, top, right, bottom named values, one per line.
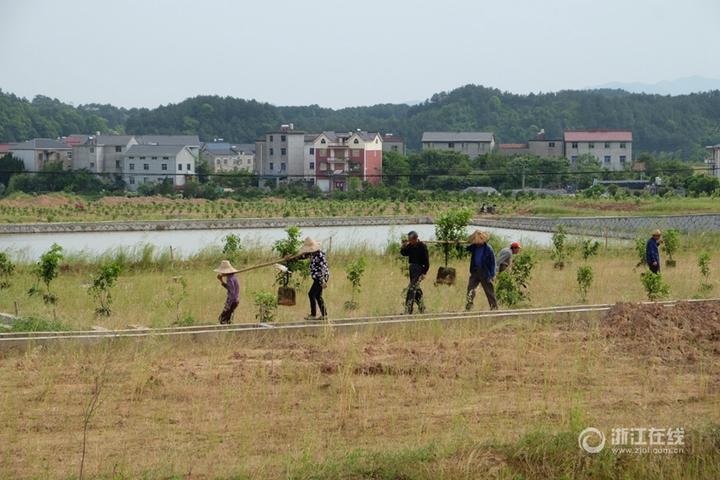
left=0, top=192, right=718, bottom=223
left=2, top=234, right=719, bottom=330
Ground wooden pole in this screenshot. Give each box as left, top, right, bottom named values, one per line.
left=234, top=253, right=304, bottom=274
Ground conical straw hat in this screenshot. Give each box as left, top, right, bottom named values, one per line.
left=468, top=230, right=490, bottom=245
left=299, top=237, right=322, bottom=254
left=213, top=260, right=240, bottom=274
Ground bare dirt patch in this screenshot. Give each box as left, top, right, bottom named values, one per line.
left=0, top=194, right=75, bottom=208
left=602, top=301, right=720, bottom=362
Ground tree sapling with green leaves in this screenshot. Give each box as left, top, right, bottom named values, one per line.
left=641, top=271, right=670, bottom=301
left=88, top=261, right=122, bottom=316
left=272, top=226, right=307, bottom=305
left=495, top=251, right=537, bottom=307
left=551, top=225, right=568, bottom=269
left=344, top=257, right=367, bottom=310
left=0, top=252, right=15, bottom=290
left=698, top=252, right=713, bottom=293
left=254, top=291, right=277, bottom=323
left=576, top=239, right=600, bottom=302
left=28, top=243, right=64, bottom=305
left=222, top=234, right=243, bottom=263
left=434, top=208, right=472, bottom=285
left=662, top=229, right=680, bottom=267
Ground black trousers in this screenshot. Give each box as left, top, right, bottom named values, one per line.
left=309, top=279, right=326, bottom=317
left=405, top=263, right=426, bottom=314
left=219, top=301, right=238, bottom=324
left=466, top=269, right=498, bottom=310
left=648, top=263, right=660, bottom=274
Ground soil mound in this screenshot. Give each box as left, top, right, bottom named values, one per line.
left=602, top=301, right=720, bottom=361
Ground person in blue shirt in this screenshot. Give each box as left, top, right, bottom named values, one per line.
left=465, top=230, right=498, bottom=311
left=646, top=229, right=662, bottom=274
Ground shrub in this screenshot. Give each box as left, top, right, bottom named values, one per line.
left=496, top=251, right=537, bottom=307
left=10, top=316, right=68, bottom=332
left=640, top=272, right=670, bottom=301
left=344, top=257, right=367, bottom=310
left=88, top=261, right=123, bottom=316
left=551, top=225, right=568, bottom=269
left=0, top=251, right=15, bottom=289
left=580, top=239, right=600, bottom=261
left=254, top=291, right=277, bottom=323
left=576, top=265, right=594, bottom=302
left=662, top=229, right=680, bottom=266
left=222, top=234, right=243, bottom=262
left=272, top=226, right=307, bottom=288
left=634, top=237, right=647, bottom=268
left=698, top=252, right=712, bottom=293
left=434, top=208, right=472, bottom=266
left=28, top=243, right=64, bottom=305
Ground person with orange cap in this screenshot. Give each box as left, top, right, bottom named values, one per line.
left=496, top=242, right=521, bottom=273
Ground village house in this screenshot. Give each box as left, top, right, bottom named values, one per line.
left=122, top=144, right=195, bottom=191
left=706, top=144, right=720, bottom=178
left=421, top=131, right=496, bottom=159
left=382, top=134, right=405, bottom=155
left=313, top=131, right=383, bottom=192
left=72, top=135, right=138, bottom=173
left=564, top=130, right=632, bottom=171
left=10, top=138, right=72, bottom=171
left=254, top=124, right=307, bottom=180
left=201, top=142, right=255, bottom=173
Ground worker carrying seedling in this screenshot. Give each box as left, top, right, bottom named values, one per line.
left=401, top=230, right=429, bottom=314
left=646, top=229, right=663, bottom=274
left=465, top=230, right=498, bottom=311
left=214, top=260, right=240, bottom=324
left=299, top=237, right=329, bottom=320
left=496, top=241, right=521, bottom=273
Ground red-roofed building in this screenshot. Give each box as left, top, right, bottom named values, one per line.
left=564, top=129, right=632, bottom=170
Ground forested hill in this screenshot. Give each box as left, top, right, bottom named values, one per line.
left=2, top=85, right=720, bottom=160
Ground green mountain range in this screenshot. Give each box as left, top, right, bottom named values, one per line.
left=1, top=84, right=719, bottom=160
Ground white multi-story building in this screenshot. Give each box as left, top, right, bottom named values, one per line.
left=72, top=135, right=138, bottom=173
left=706, top=144, right=720, bottom=178
left=201, top=142, right=255, bottom=173
left=421, top=131, right=495, bottom=159
left=564, top=130, right=633, bottom=171
left=123, top=144, right=195, bottom=191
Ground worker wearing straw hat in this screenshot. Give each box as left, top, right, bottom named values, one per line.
left=465, top=230, right=498, bottom=311
left=214, top=260, right=241, bottom=324
left=299, top=237, right=329, bottom=320
left=646, top=229, right=663, bottom=274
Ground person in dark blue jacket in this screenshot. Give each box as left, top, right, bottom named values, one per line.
left=465, top=230, right=498, bottom=310
left=646, top=229, right=662, bottom=273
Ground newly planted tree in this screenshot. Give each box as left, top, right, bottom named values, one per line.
left=222, top=234, right=243, bottom=263
left=576, top=239, right=600, bottom=302
left=88, top=261, right=122, bottom=316
left=28, top=243, right=64, bottom=305
left=434, top=208, right=472, bottom=285
left=551, top=225, right=568, bottom=269
left=0, top=252, right=15, bottom=290
left=634, top=236, right=647, bottom=268
left=641, top=272, right=670, bottom=301
left=344, top=257, right=367, bottom=310
left=662, top=229, right=680, bottom=267
left=272, top=226, right=306, bottom=305
left=254, top=291, right=277, bottom=322
left=165, top=276, right=188, bottom=323
left=698, top=252, right=713, bottom=293
left=495, top=251, right=537, bottom=307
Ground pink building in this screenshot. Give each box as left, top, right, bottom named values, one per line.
left=312, top=131, right=382, bottom=192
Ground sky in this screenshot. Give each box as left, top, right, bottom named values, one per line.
left=1, top=0, right=719, bottom=109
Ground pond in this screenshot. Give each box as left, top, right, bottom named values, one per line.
left=0, top=223, right=602, bottom=261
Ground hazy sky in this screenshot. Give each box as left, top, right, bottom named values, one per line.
left=1, top=0, right=719, bottom=109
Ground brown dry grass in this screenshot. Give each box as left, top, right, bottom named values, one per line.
left=1, top=310, right=718, bottom=479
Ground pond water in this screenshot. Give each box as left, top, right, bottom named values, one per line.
left=0, top=223, right=601, bottom=261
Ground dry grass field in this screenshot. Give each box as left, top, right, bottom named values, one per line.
left=1, top=303, right=719, bottom=479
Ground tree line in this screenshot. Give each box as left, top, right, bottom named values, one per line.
left=2, top=85, right=720, bottom=160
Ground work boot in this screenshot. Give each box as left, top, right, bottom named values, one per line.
left=465, top=302, right=473, bottom=311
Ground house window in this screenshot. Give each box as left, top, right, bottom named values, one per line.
left=152, top=156, right=157, bottom=160
left=604, top=142, right=610, bottom=148
left=320, top=138, right=326, bottom=144
left=163, top=156, right=169, bottom=160
left=571, top=142, right=578, bottom=149
left=353, top=149, right=360, bottom=157
left=129, top=156, right=135, bottom=160
left=448, top=142, right=454, bottom=148
left=281, top=135, right=286, bottom=141
left=309, top=148, right=315, bottom=155
left=224, top=158, right=228, bottom=165
left=281, top=148, right=286, bottom=155
left=90, top=162, right=95, bottom=168
left=320, top=149, right=327, bottom=156
left=604, top=155, right=611, bottom=164
left=129, top=176, right=135, bottom=184
left=571, top=155, right=578, bottom=164
left=140, top=156, right=146, bottom=160
left=620, top=143, right=627, bottom=149
left=589, top=143, right=595, bottom=149
left=162, top=164, right=168, bottom=171
left=90, top=147, right=94, bottom=153
left=186, top=164, right=191, bottom=171
left=143, top=164, right=149, bottom=170
left=115, top=146, right=122, bottom=153
left=269, top=148, right=274, bottom=155
left=269, top=135, right=274, bottom=141
left=129, top=163, right=135, bottom=170
left=115, top=160, right=120, bottom=168
left=309, top=162, right=315, bottom=170
left=178, top=164, right=183, bottom=171
left=280, top=163, right=286, bottom=171
left=269, top=162, right=274, bottom=170
left=548, top=142, right=555, bottom=148
left=353, top=138, right=359, bottom=144
left=620, top=155, right=627, bottom=164
left=391, top=146, right=398, bottom=151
